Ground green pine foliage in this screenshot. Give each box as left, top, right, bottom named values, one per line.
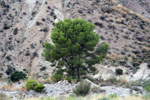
left=42, top=18, right=109, bottom=79
left=51, top=73, right=63, bottom=83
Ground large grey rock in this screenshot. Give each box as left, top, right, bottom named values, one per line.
left=44, top=80, right=73, bottom=97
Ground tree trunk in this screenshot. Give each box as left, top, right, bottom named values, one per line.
left=72, top=67, right=75, bottom=77
left=77, top=67, right=80, bottom=80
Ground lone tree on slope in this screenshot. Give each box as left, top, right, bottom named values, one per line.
left=42, top=19, right=109, bottom=80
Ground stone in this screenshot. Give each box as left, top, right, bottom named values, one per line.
left=101, top=5, right=113, bottom=13
left=84, top=79, right=99, bottom=91
left=44, top=81, right=73, bottom=96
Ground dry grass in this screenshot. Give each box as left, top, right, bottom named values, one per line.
left=0, top=93, right=11, bottom=100
left=0, top=81, right=27, bottom=92
left=24, top=94, right=147, bottom=100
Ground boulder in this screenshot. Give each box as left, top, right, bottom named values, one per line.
left=44, top=80, right=73, bottom=96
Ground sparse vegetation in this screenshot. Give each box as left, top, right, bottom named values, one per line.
left=142, top=93, right=150, bottom=100
left=26, top=79, right=38, bottom=90
left=0, top=93, right=11, bottom=100
left=137, top=79, right=150, bottom=92
left=106, top=77, right=118, bottom=84
left=73, top=80, right=91, bottom=96
left=98, top=97, right=110, bottom=100
left=1, top=1, right=150, bottom=100
left=24, top=94, right=150, bottom=100
left=26, top=79, right=45, bottom=93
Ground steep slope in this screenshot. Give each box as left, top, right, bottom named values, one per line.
left=0, top=0, right=150, bottom=79
left=0, top=0, right=65, bottom=78
left=119, top=0, right=150, bottom=18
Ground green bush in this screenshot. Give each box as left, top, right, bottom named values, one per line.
left=51, top=73, right=63, bottom=83
left=34, top=83, right=45, bottom=92
left=138, top=79, right=150, bottom=92
left=10, top=71, right=26, bottom=82
left=65, top=76, right=73, bottom=83
left=115, top=68, right=123, bottom=75
left=108, top=94, right=117, bottom=99
left=145, top=84, right=150, bottom=92
left=26, top=79, right=38, bottom=90
left=26, top=79, right=45, bottom=92
left=73, top=80, right=91, bottom=96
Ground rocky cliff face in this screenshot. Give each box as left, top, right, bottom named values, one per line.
left=0, top=0, right=150, bottom=79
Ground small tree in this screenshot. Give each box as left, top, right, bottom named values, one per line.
left=42, top=19, right=109, bottom=79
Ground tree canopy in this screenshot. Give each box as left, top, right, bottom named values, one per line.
left=42, top=18, right=109, bottom=79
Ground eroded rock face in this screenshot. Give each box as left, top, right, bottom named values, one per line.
left=133, top=63, right=150, bottom=81
left=0, top=0, right=150, bottom=78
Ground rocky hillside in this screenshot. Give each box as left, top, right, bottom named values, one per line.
left=0, top=0, right=150, bottom=79
left=119, top=0, right=150, bottom=18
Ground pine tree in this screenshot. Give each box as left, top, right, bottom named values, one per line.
left=42, top=19, right=109, bottom=79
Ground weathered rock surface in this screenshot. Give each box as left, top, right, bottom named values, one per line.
left=133, top=63, right=150, bottom=81
left=0, top=80, right=146, bottom=100
left=100, top=86, right=145, bottom=97
left=44, top=81, right=73, bottom=96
